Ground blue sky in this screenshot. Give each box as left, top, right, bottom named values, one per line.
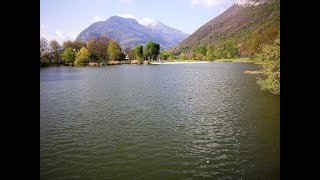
left=41, top=0, right=235, bottom=44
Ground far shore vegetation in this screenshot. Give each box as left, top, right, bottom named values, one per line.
left=40, top=34, right=279, bottom=95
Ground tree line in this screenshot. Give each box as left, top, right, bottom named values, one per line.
left=40, top=36, right=161, bottom=66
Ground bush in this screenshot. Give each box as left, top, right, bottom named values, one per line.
left=256, top=34, right=280, bottom=95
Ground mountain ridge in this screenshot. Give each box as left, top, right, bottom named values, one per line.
left=76, top=16, right=189, bottom=50
left=175, top=0, right=280, bottom=57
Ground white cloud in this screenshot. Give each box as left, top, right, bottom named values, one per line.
left=116, top=13, right=135, bottom=19
left=40, top=23, right=80, bottom=44
left=119, top=0, right=133, bottom=4
left=93, top=16, right=104, bottom=22
left=191, top=0, right=232, bottom=8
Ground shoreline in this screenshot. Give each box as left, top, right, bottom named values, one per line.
left=151, top=61, right=212, bottom=64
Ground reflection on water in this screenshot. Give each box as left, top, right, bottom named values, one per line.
left=41, top=63, right=279, bottom=179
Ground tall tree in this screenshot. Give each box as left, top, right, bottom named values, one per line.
left=134, top=45, right=143, bottom=60
left=128, top=48, right=135, bottom=60
left=87, top=38, right=99, bottom=61
left=62, top=47, right=76, bottom=64
left=159, top=51, right=169, bottom=60
left=144, top=41, right=160, bottom=60
left=107, top=39, right=123, bottom=60
left=40, top=37, right=49, bottom=56
left=97, top=36, right=109, bottom=62
left=63, top=41, right=86, bottom=51
left=74, top=47, right=90, bottom=66
left=205, top=46, right=215, bottom=61
left=40, top=37, right=50, bottom=65
left=50, top=40, right=62, bottom=63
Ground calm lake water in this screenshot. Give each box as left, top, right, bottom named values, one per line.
left=40, top=63, right=280, bottom=179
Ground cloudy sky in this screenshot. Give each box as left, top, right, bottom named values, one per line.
left=40, top=0, right=235, bottom=44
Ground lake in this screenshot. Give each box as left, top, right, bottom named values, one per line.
left=40, top=62, right=280, bottom=179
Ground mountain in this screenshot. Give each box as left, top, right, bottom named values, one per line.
left=138, top=18, right=189, bottom=48
left=175, top=0, right=280, bottom=57
left=75, top=16, right=189, bottom=50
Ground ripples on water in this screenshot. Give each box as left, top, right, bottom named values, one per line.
left=40, top=63, right=280, bottom=179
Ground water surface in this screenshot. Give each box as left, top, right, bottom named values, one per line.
left=40, top=63, right=280, bottom=179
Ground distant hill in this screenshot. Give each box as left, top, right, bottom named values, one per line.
left=75, top=16, right=189, bottom=50
left=175, top=0, right=280, bottom=57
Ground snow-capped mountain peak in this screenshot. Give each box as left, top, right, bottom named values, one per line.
left=138, top=18, right=159, bottom=27
left=235, top=0, right=270, bottom=7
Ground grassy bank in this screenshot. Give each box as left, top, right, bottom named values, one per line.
left=156, top=58, right=263, bottom=64
left=213, top=58, right=263, bottom=64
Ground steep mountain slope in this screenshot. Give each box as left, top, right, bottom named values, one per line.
left=76, top=16, right=189, bottom=50
left=175, top=0, right=280, bottom=57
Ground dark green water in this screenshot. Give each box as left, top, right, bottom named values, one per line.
left=40, top=63, right=279, bottom=179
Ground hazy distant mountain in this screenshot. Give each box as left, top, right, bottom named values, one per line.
left=138, top=18, right=189, bottom=48
left=75, top=16, right=189, bottom=50
left=175, top=0, right=280, bottom=57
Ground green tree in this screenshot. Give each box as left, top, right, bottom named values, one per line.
left=167, top=51, right=177, bottom=60
left=159, top=51, right=169, bottom=60
left=192, top=45, right=207, bottom=56
left=144, top=41, right=160, bottom=60
left=179, top=53, right=187, bottom=60
left=74, top=47, right=90, bottom=66
left=134, top=45, right=143, bottom=60
left=223, top=41, right=239, bottom=59
left=107, top=40, right=123, bottom=60
left=63, top=41, right=86, bottom=51
left=256, top=35, right=280, bottom=95
left=213, top=47, right=224, bottom=59
left=62, top=47, right=76, bottom=64
left=195, top=53, right=204, bottom=60
left=205, top=46, right=215, bottom=61
left=87, top=38, right=100, bottom=61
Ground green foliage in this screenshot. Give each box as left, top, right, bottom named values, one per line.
left=87, top=38, right=100, bottom=61
left=134, top=45, right=143, bottom=60
left=144, top=41, right=160, bottom=60
left=63, top=41, right=86, bottom=51
left=128, top=48, right=135, bottom=60
left=257, top=36, right=280, bottom=61
left=205, top=46, right=215, bottom=61
left=192, top=45, right=207, bottom=55
left=179, top=53, right=187, bottom=60
left=74, top=47, right=90, bottom=66
left=86, top=36, right=110, bottom=62
left=175, top=1, right=280, bottom=58
left=213, top=47, right=224, bottom=59
left=256, top=35, right=280, bottom=95
left=62, top=47, right=76, bottom=64
left=160, top=51, right=170, bottom=60
left=167, top=51, right=178, bottom=60
left=195, top=53, right=204, bottom=60
left=107, top=40, right=123, bottom=60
